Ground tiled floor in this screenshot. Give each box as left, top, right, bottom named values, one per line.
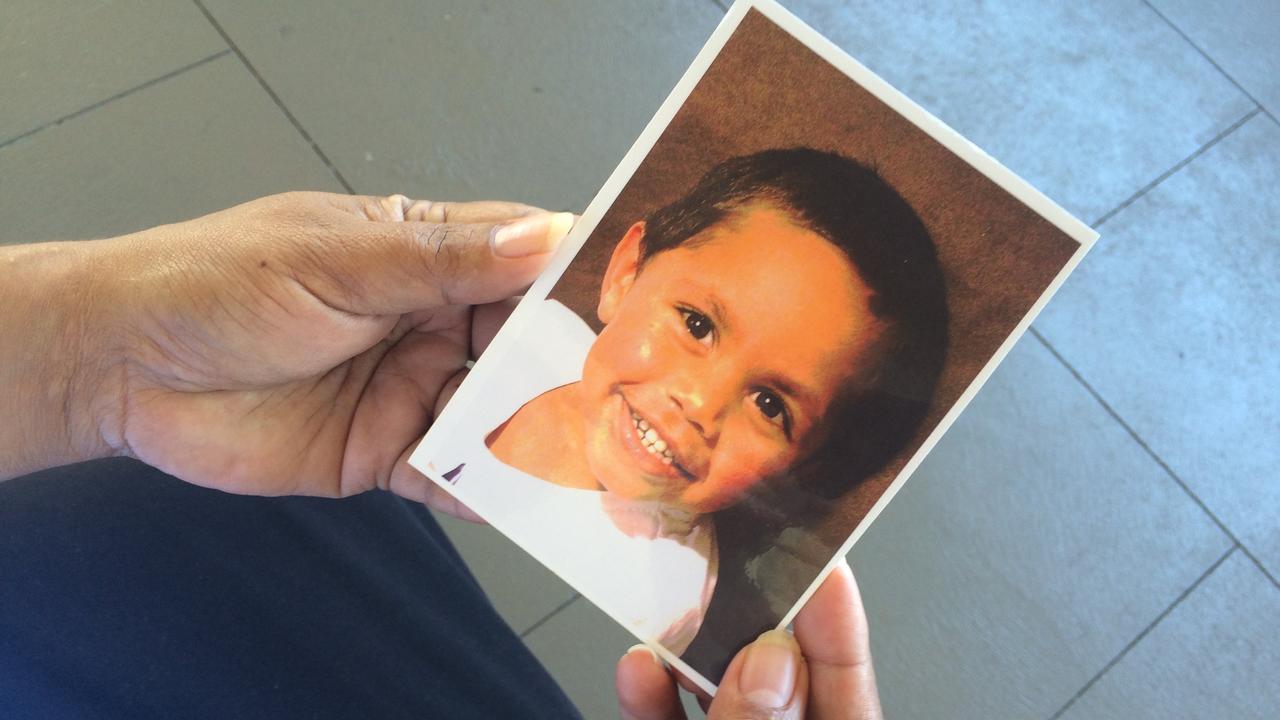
left=3, top=1, right=1276, bottom=718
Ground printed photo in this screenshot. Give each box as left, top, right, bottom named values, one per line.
left=411, top=0, right=1096, bottom=694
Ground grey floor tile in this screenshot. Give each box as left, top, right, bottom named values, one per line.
left=0, top=0, right=225, bottom=144
left=522, top=595, right=708, bottom=718
left=523, top=596, right=635, bottom=720
left=199, top=0, right=723, bottom=211
left=1150, top=0, right=1280, bottom=117
left=1035, top=113, right=1280, bottom=578
left=848, top=338, right=1231, bottom=719
left=787, top=0, right=1255, bottom=222
left=431, top=512, right=576, bottom=634
left=1059, top=550, right=1280, bottom=719
left=0, top=55, right=341, bottom=245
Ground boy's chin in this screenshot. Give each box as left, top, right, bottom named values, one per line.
left=597, top=474, right=661, bottom=502
left=595, top=467, right=678, bottom=504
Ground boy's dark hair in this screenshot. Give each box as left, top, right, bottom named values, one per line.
left=640, top=148, right=949, bottom=503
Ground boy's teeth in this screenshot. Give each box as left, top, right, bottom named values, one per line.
left=632, top=414, right=674, bottom=462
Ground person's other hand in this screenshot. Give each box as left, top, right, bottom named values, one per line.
left=77, top=191, right=572, bottom=517
left=615, top=557, right=883, bottom=719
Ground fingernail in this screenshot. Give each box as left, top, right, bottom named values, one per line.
left=626, top=644, right=661, bottom=666
left=738, top=629, right=800, bottom=709
left=491, top=212, right=575, bottom=258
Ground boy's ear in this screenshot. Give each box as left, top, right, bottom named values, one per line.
left=597, top=221, right=645, bottom=325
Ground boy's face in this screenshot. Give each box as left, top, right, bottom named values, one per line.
left=579, top=205, right=884, bottom=514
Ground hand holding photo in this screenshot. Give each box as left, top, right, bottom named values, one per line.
left=411, top=0, right=1096, bottom=695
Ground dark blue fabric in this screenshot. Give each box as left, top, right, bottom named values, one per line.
left=0, top=458, right=581, bottom=719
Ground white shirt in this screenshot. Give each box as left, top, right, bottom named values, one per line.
left=426, top=300, right=717, bottom=654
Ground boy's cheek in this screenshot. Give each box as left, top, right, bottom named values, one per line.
left=689, top=440, right=794, bottom=510
left=681, top=458, right=755, bottom=510
left=589, top=323, right=665, bottom=380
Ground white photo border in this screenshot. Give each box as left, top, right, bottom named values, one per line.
left=410, top=0, right=1099, bottom=696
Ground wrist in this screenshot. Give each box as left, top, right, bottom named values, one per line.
left=0, top=239, right=129, bottom=479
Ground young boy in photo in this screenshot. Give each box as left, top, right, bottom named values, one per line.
left=434, top=148, right=949, bottom=655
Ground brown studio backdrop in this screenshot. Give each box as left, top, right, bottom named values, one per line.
left=550, top=8, right=1080, bottom=557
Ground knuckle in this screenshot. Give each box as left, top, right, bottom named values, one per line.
left=411, top=223, right=483, bottom=278
left=358, top=194, right=399, bottom=221
left=375, top=194, right=405, bottom=221
left=412, top=199, right=452, bottom=223
left=380, top=221, right=494, bottom=306
left=424, top=226, right=461, bottom=275
left=432, top=201, right=451, bottom=223
left=405, top=198, right=438, bottom=222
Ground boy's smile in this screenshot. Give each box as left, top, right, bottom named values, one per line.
left=618, top=393, right=693, bottom=482
left=578, top=204, right=886, bottom=514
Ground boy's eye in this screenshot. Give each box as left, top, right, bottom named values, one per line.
left=751, top=389, right=792, bottom=436
left=753, top=389, right=784, bottom=418
left=681, top=309, right=714, bottom=342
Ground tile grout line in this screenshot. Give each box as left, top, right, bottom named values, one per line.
left=519, top=593, right=581, bottom=638
left=1089, top=106, right=1260, bottom=228
left=1229, top=543, right=1280, bottom=593
left=190, top=0, right=355, bottom=194
left=1046, top=544, right=1238, bottom=720
left=0, top=49, right=232, bottom=152
left=1141, top=0, right=1277, bottom=125
left=1030, top=328, right=1280, bottom=593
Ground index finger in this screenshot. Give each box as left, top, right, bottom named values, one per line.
left=399, top=198, right=547, bottom=224
left=330, top=193, right=549, bottom=224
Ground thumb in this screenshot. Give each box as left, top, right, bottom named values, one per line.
left=708, top=629, right=808, bottom=719
left=329, top=211, right=575, bottom=315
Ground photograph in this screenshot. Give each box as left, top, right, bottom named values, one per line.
left=411, top=0, right=1097, bottom=693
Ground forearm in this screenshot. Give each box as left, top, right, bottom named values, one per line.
left=0, top=240, right=123, bottom=480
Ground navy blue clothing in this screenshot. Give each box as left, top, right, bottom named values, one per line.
left=0, top=458, right=581, bottom=719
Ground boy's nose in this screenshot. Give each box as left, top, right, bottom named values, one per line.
left=672, top=392, right=709, bottom=438
left=670, top=367, right=736, bottom=440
